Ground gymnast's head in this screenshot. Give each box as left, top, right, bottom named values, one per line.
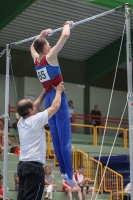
left=17, top=99, right=34, bottom=118
left=34, top=37, right=51, bottom=55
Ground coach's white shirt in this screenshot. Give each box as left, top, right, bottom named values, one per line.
left=17, top=110, right=48, bottom=165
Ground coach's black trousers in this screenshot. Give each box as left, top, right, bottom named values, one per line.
left=17, top=161, right=44, bottom=200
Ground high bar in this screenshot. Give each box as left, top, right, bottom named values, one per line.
left=10, top=4, right=125, bottom=47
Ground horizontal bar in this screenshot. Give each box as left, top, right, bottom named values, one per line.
left=10, top=4, right=124, bottom=47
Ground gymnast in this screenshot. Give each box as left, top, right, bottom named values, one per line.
left=30, top=20, right=76, bottom=187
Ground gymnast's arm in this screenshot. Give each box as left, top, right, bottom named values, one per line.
left=47, top=21, right=72, bottom=61
left=47, top=82, right=65, bottom=119
left=30, top=29, right=52, bottom=62
left=30, top=40, right=39, bottom=63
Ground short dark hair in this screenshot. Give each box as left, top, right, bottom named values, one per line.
left=78, top=165, right=84, bottom=169
left=0, top=174, right=3, bottom=180
left=17, top=99, right=33, bottom=117
left=33, top=37, right=47, bottom=54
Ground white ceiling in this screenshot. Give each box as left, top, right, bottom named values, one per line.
left=0, top=0, right=132, bottom=65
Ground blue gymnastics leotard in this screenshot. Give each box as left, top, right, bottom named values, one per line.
left=35, top=56, right=73, bottom=179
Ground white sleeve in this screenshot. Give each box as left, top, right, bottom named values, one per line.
left=125, top=183, right=130, bottom=191
left=30, top=110, right=48, bottom=130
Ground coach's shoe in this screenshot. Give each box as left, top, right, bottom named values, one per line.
left=65, top=178, right=77, bottom=187
left=61, top=173, right=68, bottom=180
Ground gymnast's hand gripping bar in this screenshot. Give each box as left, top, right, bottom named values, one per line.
left=10, top=4, right=125, bottom=48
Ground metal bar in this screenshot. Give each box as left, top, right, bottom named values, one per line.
left=10, top=4, right=124, bottom=47
left=125, top=3, right=133, bottom=200
left=3, top=44, right=10, bottom=200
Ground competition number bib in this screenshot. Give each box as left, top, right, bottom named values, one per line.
left=37, top=67, right=50, bottom=83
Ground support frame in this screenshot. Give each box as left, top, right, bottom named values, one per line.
left=125, top=3, right=133, bottom=200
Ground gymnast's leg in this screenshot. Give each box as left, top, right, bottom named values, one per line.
left=45, top=91, right=65, bottom=175
left=55, top=92, right=73, bottom=179
left=45, top=89, right=75, bottom=186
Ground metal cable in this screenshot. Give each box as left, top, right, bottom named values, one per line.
left=8, top=61, right=19, bottom=145
left=91, top=21, right=126, bottom=200
left=95, top=102, right=127, bottom=200
left=0, top=49, right=6, bottom=57
left=8, top=122, right=20, bottom=145
left=10, top=62, right=19, bottom=103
